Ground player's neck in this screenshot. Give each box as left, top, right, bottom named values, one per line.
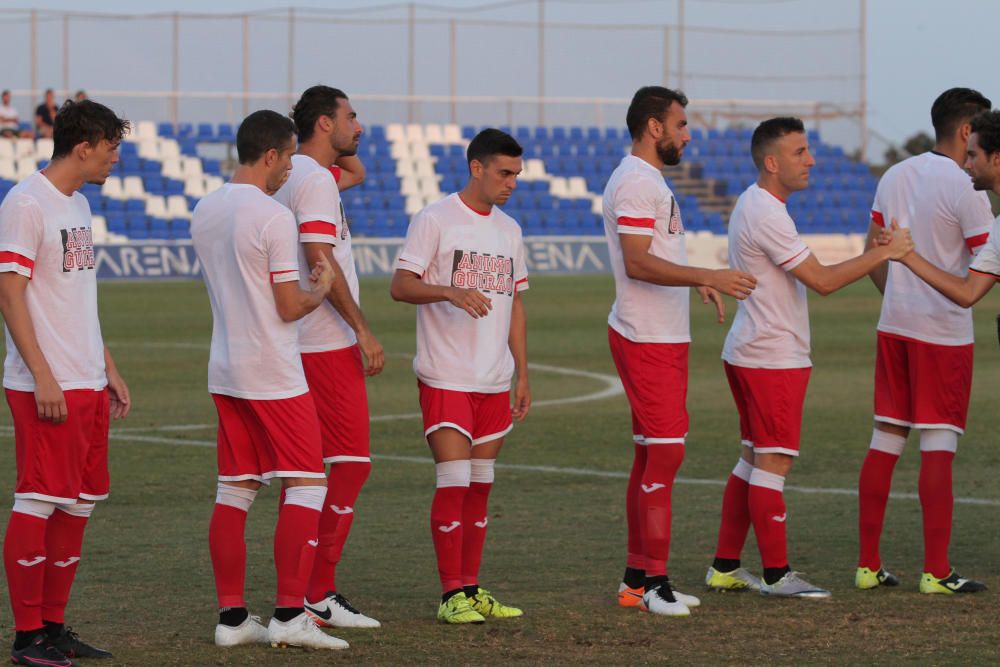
left=756, top=176, right=790, bottom=203
left=298, top=139, right=337, bottom=168
left=631, top=144, right=665, bottom=171
left=230, top=165, right=268, bottom=193
left=458, top=187, right=492, bottom=215
left=41, top=159, right=85, bottom=196
left=932, top=139, right=965, bottom=166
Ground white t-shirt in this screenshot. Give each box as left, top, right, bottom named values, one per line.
left=191, top=183, right=308, bottom=400
left=397, top=193, right=529, bottom=393
left=603, top=155, right=690, bottom=343
left=272, top=154, right=359, bottom=352
left=873, top=152, right=992, bottom=346
left=722, top=184, right=812, bottom=369
left=0, top=171, right=105, bottom=391
left=0, top=104, right=19, bottom=130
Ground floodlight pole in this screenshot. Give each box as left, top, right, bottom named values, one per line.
left=677, top=0, right=685, bottom=91
left=859, top=0, right=868, bottom=161
left=408, top=3, right=416, bottom=124
left=450, top=18, right=457, bottom=125
left=537, top=0, right=545, bottom=126
left=30, top=10, right=37, bottom=107
left=242, top=14, right=250, bottom=118
left=62, top=14, right=69, bottom=97
left=171, top=12, right=180, bottom=127
left=287, top=8, right=295, bottom=111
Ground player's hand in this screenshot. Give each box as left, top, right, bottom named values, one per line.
left=357, top=328, right=385, bottom=377
left=35, top=373, right=67, bottom=423
left=309, top=254, right=336, bottom=294
left=106, top=367, right=131, bottom=420
left=511, top=375, right=531, bottom=422
left=707, top=269, right=756, bottom=300
left=696, top=286, right=725, bottom=323
left=446, top=287, right=492, bottom=318
left=885, top=218, right=914, bottom=260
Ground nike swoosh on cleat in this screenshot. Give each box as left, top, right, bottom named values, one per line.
left=772, top=514, right=787, bottom=523
left=17, top=556, right=45, bottom=567
left=641, top=483, right=665, bottom=493
left=307, top=539, right=319, bottom=547
left=474, top=518, right=488, bottom=528
left=304, top=604, right=333, bottom=621
left=622, top=591, right=642, bottom=599
left=330, top=505, right=354, bottom=515
left=54, top=556, right=80, bottom=568
left=438, top=521, right=461, bottom=533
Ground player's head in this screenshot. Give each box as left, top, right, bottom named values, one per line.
left=465, top=129, right=523, bottom=207
left=44, top=88, right=55, bottom=105
left=236, top=109, right=297, bottom=195
left=291, top=85, right=362, bottom=157
left=50, top=99, right=129, bottom=185
left=966, top=110, right=1000, bottom=192
left=1, top=90, right=9, bottom=105
left=625, top=86, right=689, bottom=166
left=931, top=88, right=991, bottom=145
left=751, top=116, right=814, bottom=193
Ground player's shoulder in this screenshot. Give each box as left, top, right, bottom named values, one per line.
left=493, top=207, right=524, bottom=238
left=1, top=174, right=57, bottom=214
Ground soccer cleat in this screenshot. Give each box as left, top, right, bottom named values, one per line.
left=305, top=591, right=381, bottom=629
left=855, top=567, right=900, bottom=590
left=760, top=572, right=831, bottom=599
left=214, top=615, right=269, bottom=647
left=11, top=634, right=76, bottom=667
left=919, top=570, right=987, bottom=595
left=436, top=592, right=486, bottom=624
left=468, top=587, right=523, bottom=618
left=639, top=583, right=690, bottom=617
left=705, top=566, right=763, bottom=592
left=617, top=582, right=644, bottom=607
left=49, top=626, right=113, bottom=659
left=267, top=613, right=349, bottom=650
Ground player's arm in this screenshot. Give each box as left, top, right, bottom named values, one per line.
left=509, top=290, right=530, bottom=421
left=864, top=221, right=889, bottom=294
left=790, top=221, right=912, bottom=296
left=0, top=272, right=66, bottom=422
left=303, top=242, right=384, bottom=375
left=620, top=234, right=756, bottom=299
left=103, top=346, right=131, bottom=420
left=333, top=155, right=366, bottom=192
left=272, top=254, right=335, bottom=322
left=897, top=252, right=996, bottom=308
left=390, top=269, right=492, bottom=318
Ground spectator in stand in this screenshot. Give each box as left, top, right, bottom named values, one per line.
left=35, top=89, right=58, bottom=138
left=0, top=90, right=21, bottom=138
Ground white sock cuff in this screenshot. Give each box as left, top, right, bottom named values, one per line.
left=12, top=498, right=56, bottom=520
left=470, top=458, right=496, bottom=484
left=919, top=429, right=958, bottom=453
left=283, top=485, right=326, bottom=512
left=56, top=502, right=95, bottom=518
left=732, top=458, right=753, bottom=482
left=870, top=429, right=906, bottom=456
left=749, top=468, right=785, bottom=492
left=216, top=483, right=258, bottom=512
left=435, top=459, right=471, bottom=488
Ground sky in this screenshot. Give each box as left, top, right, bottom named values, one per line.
left=0, top=0, right=995, bottom=161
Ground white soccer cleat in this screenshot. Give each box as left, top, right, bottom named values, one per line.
left=304, top=591, right=381, bottom=629
left=214, top=614, right=269, bottom=647
left=267, top=613, right=349, bottom=650
left=760, top=571, right=831, bottom=599
left=672, top=588, right=701, bottom=608
left=639, top=584, right=690, bottom=617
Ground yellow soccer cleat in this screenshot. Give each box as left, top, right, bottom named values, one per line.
left=468, top=587, right=523, bottom=618
left=437, top=592, right=486, bottom=624
left=705, top=566, right=762, bottom=592
left=855, top=566, right=899, bottom=590
left=919, top=570, right=986, bottom=595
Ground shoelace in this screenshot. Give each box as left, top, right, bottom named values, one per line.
left=333, top=593, right=362, bottom=615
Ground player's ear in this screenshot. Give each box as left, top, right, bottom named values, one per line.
left=469, top=159, right=483, bottom=179
left=763, top=153, right=779, bottom=175
left=263, top=147, right=278, bottom=167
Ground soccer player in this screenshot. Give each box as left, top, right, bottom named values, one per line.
left=0, top=100, right=130, bottom=667
left=856, top=92, right=994, bottom=595
left=389, top=128, right=529, bottom=624
left=706, top=117, right=913, bottom=598
left=192, top=109, right=347, bottom=651
left=604, top=85, right=757, bottom=617
left=273, top=85, right=384, bottom=629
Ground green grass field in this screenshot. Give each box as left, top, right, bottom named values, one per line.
left=2, top=274, right=1000, bottom=665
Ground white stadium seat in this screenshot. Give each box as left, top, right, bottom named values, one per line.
left=548, top=177, right=569, bottom=198
left=159, top=140, right=180, bottom=160
left=0, top=140, right=13, bottom=160
left=145, top=195, right=167, bottom=217
left=389, top=142, right=411, bottom=160
left=101, top=176, right=124, bottom=199
left=137, top=139, right=160, bottom=160
left=161, top=158, right=184, bottom=180
left=133, top=121, right=157, bottom=142
left=14, top=138, right=35, bottom=160
left=14, top=159, right=36, bottom=181
left=122, top=176, right=146, bottom=199
left=182, top=156, right=203, bottom=178
left=204, top=175, right=224, bottom=193
left=183, top=176, right=207, bottom=198
left=404, top=124, right=424, bottom=142
left=166, top=195, right=190, bottom=219
left=35, top=138, right=54, bottom=161
left=0, top=158, right=15, bottom=180
left=91, top=215, right=108, bottom=243
left=522, top=158, right=548, bottom=180
left=424, top=124, right=443, bottom=143
left=405, top=194, right=423, bottom=215
left=385, top=123, right=405, bottom=142
left=442, top=124, right=463, bottom=144
left=567, top=176, right=589, bottom=197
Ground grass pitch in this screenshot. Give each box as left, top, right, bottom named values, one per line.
left=2, top=275, right=1000, bottom=665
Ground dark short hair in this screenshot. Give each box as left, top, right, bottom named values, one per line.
left=236, top=109, right=297, bottom=164
left=970, top=110, right=1000, bottom=156
left=931, top=88, right=991, bottom=143
left=1, top=90, right=8, bottom=96
left=51, top=100, right=130, bottom=160
left=750, top=116, right=806, bottom=170
left=625, top=86, right=688, bottom=140
left=290, top=85, right=348, bottom=143
left=466, top=128, right=522, bottom=168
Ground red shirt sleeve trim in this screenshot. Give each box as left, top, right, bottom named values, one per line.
left=515, top=277, right=528, bottom=286
left=966, top=232, right=989, bottom=253
left=329, top=165, right=342, bottom=184
left=779, top=247, right=808, bottom=267
left=0, top=251, right=34, bottom=276
left=969, top=267, right=1000, bottom=282
left=299, top=220, right=337, bottom=237
left=871, top=210, right=885, bottom=228
left=617, top=216, right=656, bottom=229
left=269, top=269, right=297, bottom=284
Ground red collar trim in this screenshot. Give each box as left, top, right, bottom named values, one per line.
left=458, top=194, right=491, bottom=216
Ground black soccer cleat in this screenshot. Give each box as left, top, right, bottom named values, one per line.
left=49, top=626, right=112, bottom=660
left=11, top=633, right=77, bottom=667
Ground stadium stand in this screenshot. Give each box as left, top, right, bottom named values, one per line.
left=0, top=122, right=877, bottom=242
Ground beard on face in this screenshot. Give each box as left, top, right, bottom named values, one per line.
left=970, top=169, right=993, bottom=191
left=656, top=138, right=682, bottom=166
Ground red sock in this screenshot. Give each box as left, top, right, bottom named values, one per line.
left=714, top=460, right=752, bottom=561
left=640, top=444, right=684, bottom=577
left=41, top=509, right=88, bottom=623
left=4, top=511, right=48, bottom=631
left=857, top=449, right=899, bottom=570
left=209, top=504, right=249, bottom=608
left=748, top=470, right=789, bottom=569
left=625, top=443, right=647, bottom=571
left=431, top=486, right=468, bottom=593
left=460, top=482, right=493, bottom=587
left=306, top=462, right=371, bottom=602
left=919, top=450, right=954, bottom=578
left=274, top=495, right=321, bottom=608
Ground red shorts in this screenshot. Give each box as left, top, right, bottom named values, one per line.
left=724, top=362, right=811, bottom=457
left=874, top=332, right=973, bottom=434
left=608, top=326, right=688, bottom=444
left=6, top=388, right=109, bottom=504
left=212, top=392, right=325, bottom=483
left=302, top=345, right=370, bottom=464
left=418, top=381, right=512, bottom=446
